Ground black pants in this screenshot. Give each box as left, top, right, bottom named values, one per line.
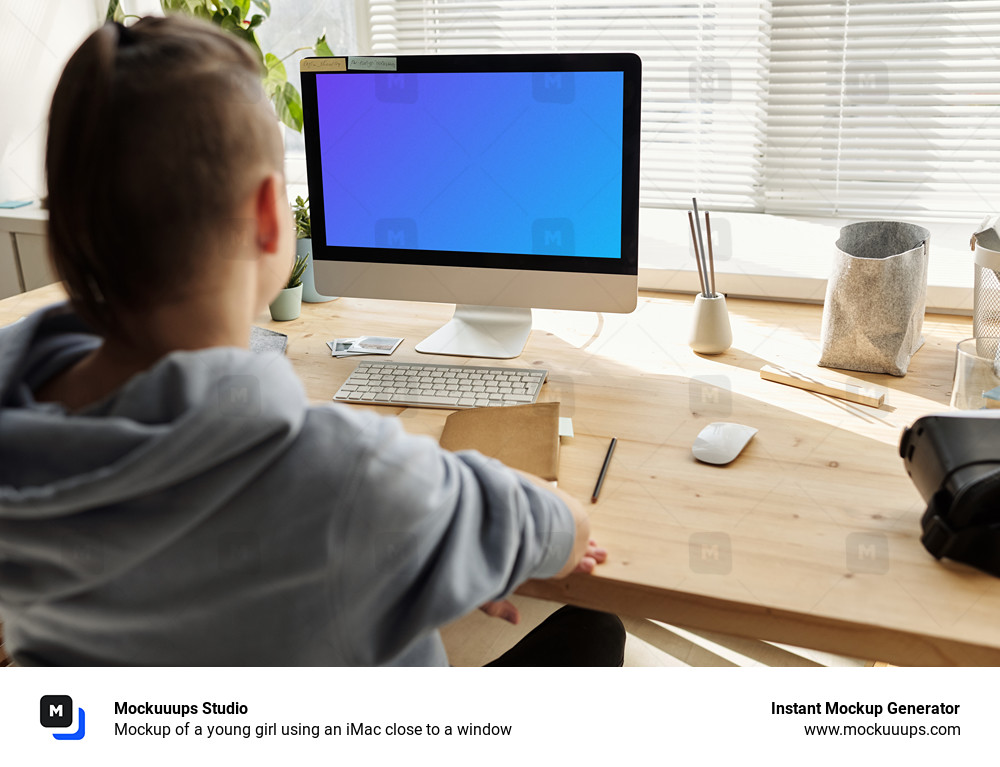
left=486, top=606, right=625, bottom=667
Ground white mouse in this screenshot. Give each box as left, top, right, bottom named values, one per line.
left=692, top=422, right=758, bottom=465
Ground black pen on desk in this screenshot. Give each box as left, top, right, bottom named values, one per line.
left=591, top=437, right=617, bottom=503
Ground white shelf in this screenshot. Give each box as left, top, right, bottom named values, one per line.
left=0, top=203, right=976, bottom=314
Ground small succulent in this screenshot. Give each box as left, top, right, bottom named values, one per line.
left=292, top=196, right=311, bottom=240
left=286, top=254, right=308, bottom=289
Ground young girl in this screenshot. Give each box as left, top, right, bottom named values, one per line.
left=0, top=16, right=623, bottom=666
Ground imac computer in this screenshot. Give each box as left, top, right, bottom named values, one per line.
left=300, top=53, right=640, bottom=358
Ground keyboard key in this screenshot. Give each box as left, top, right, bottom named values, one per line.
left=398, top=394, right=463, bottom=407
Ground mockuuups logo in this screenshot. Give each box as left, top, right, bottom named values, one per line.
left=40, top=695, right=86, bottom=740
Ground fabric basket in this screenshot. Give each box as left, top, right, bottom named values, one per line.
left=818, top=221, right=929, bottom=377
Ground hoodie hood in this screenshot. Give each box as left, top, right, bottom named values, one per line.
left=0, top=304, right=306, bottom=604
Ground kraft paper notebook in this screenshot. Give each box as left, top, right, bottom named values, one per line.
left=439, top=401, right=560, bottom=481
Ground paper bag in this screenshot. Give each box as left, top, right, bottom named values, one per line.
left=819, top=221, right=929, bottom=377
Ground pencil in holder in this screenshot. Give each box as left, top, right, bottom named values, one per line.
left=689, top=293, right=732, bottom=355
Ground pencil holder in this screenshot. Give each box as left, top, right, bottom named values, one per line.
left=689, top=293, right=732, bottom=355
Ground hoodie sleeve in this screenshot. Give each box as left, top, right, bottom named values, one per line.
left=325, top=408, right=576, bottom=666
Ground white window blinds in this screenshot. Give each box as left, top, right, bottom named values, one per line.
left=766, top=0, right=1000, bottom=218
left=364, top=0, right=1000, bottom=220
left=366, top=1, right=773, bottom=212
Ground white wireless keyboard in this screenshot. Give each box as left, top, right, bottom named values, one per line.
left=334, top=360, right=548, bottom=409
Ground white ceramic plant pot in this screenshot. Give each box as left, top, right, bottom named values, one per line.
left=269, top=284, right=303, bottom=322
left=297, top=238, right=336, bottom=303
left=689, top=293, right=733, bottom=355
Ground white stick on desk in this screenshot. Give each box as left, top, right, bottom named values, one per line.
left=759, top=364, right=885, bottom=408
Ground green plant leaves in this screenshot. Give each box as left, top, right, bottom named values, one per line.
left=105, top=0, right=124, bottom=23
left=274, top=82, right=304, bottom=132
left=264, top=54, right=304, bottom=132
left=288, top=254, right=309, bottom=289
left=160, top=0, right=208, bottom=15
left=151, top=0, right=305, bottom=132
left=204, top=5, right=264, bottom=66
left=314, top=34, right=334, bottom=57
left=293, top=196, right=311, bottom=239
left=263, top=52, right=287, bottom=95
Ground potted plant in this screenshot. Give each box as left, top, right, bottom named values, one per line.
left=269, top=254, right=308, bottom=321
left=293, top=196, right=335, bottom=303
left=106, top=0, right=334, bottom=133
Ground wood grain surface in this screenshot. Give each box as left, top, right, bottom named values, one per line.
left=3, top=284, right=994, bottom=666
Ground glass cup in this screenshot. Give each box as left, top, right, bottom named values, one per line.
left=951, top=337, right=1000, bottom=409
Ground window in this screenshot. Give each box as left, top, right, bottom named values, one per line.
left=361, top=0, right=1000, bottom=223
left=366, top=0, right=772, bottom=212
left=766, top=1, right=1000, bottom=219
left=257, top=0, right=358, bottom=183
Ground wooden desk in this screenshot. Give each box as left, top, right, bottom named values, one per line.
left=3, top=285, right=997, bottom=666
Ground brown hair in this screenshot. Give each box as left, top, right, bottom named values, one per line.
left=46, top=16, right=283, bottom=336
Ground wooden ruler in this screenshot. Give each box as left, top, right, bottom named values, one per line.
left=760, top=364, right=885, bottom=408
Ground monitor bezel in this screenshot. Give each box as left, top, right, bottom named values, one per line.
left=300, top=52, right=641, bottom=277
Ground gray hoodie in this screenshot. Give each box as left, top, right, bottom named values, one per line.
left=0, top=304, right=574, bottom=666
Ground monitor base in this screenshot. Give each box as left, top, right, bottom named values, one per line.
left=416, top=305, right=532, bottom=359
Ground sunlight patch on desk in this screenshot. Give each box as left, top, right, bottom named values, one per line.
left=531, top=308, right=602, bottom=350
left=534, top=298, right=692, bottom=376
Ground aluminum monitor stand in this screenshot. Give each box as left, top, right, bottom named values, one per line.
left=415, top=304, right=533, bottom=359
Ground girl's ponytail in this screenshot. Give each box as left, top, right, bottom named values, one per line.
left=46, top=21, right=122, bottom=333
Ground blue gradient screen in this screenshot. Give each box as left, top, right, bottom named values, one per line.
left=315, top=71, right=624, bottom=259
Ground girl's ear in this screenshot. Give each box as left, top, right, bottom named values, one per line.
left=254, top=172, right=286, bottom=255
left=253, top=172, right=295, bottom=309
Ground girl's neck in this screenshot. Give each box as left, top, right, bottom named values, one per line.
left=35, top=288, right=258, bottom=412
